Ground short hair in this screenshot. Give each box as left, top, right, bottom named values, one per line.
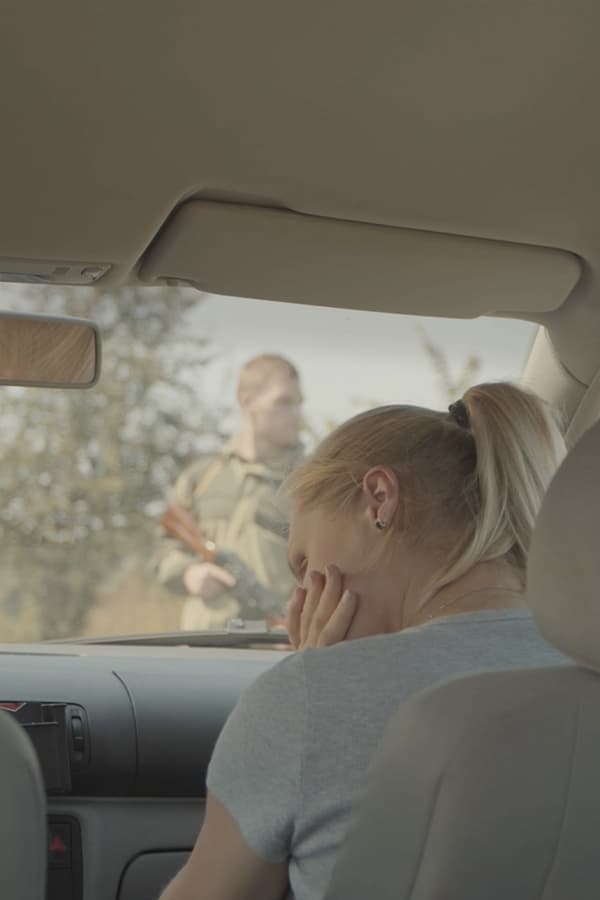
left=237, top=354, right=299, bottom=398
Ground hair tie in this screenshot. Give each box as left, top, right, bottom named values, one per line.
left=448, top=399, right=470, bottom=430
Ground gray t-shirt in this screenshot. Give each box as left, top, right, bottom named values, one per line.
left=207, top=609, right=568, bottom=900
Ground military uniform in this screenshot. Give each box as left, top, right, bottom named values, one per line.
left=156, top=441, right=303, bottom=630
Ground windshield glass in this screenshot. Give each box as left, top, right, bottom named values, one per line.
left=0, top=284, right=535, bottom=643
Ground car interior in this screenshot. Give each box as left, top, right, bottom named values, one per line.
left=324, top=418, right=600, bottom=899
left=1, top=1, right=600, bottom=898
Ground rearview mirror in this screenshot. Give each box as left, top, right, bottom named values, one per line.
left=0, top=312, right=100, bottom=388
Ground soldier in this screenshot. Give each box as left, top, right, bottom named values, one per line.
left=157, top=354, right=304, bottom=630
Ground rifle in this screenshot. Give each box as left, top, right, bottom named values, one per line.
left=159, top=503, right=285, bottom=622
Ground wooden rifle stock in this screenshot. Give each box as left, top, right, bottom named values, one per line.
left=159, top=503, right=218, bottom=563
left=159, top=503, right=286, bottom=623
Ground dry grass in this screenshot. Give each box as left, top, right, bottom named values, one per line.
left=81, top=565, right=183, bottom=637
left=0, top=562, right=184, bottom=642
left=0, top=603, right=44, bottom=642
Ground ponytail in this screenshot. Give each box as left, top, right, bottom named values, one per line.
left=435, top=383, right=567, bottom=591
left=287, top=382, right=566, bottom=596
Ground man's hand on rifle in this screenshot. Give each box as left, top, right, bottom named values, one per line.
left=183, top=562, right=237, bottom=601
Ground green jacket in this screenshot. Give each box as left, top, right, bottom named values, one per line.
left=156, top=441, right=303, bottom=616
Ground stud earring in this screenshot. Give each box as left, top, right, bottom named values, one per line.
left=375, top=518, right=386, bottom=531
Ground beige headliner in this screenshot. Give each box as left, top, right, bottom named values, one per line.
left=140, top=201, right=581, bottom=316
left=1, top=1, right=600, bottom=428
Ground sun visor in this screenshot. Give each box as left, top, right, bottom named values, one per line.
left=140, top=202, right=581, bottom=318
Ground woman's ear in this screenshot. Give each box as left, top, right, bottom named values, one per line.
left=361, top=467, right=401, bottom=532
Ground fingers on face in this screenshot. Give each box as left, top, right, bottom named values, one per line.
left=305, top=566, right=345, bottom=648
left=317, top=589, right=358, bottom=648
left=308, top=565, right=343, bottom=635
left=297, top=567, right=357, bottom=649
left=300, top=571, right=324, bottom=644
left=287, top=587, right=306, bottom=648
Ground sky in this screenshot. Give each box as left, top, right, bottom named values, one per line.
left=186, top=294, right=537, bottom=433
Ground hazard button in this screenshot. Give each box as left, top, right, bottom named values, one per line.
left=48, top=823, right=71, bottom=868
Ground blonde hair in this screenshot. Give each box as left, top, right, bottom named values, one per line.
left=286, top=383, right=566, bottom=600
left=237, top=354, right=299, bottom=398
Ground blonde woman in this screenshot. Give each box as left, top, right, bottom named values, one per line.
left=162, top=383, right=568, bottom=900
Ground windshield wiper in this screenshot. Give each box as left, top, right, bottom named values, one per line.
left=48, top=623, right=291, bottom=649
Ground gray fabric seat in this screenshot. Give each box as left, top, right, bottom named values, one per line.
left=325, top=419, right=600, bottom=900
left=0, top=710, right=47, bottom=899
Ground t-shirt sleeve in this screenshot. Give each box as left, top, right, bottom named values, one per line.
left=206, top=652, right=307, bottom=863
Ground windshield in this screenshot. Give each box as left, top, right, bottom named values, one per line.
left=0, top=284, right=535, bottom=643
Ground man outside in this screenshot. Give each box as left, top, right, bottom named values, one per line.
left=156, top=354, right=304, bottom=630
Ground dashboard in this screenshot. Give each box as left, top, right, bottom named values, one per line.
left=0, top=642, right=285, bottom=899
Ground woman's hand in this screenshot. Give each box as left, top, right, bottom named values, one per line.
left=287, top=565, right=358, bottom=650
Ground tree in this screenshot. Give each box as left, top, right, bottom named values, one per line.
left=310, top=330, right=482, bottom=438
left=417, top=325, right=482, bottom=406
left=0, top=283, right=223, bottom=640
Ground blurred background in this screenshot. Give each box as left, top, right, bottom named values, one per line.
left=0, top=284, right=535, bottom=641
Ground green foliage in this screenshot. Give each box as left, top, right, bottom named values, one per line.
left=0, top=284, right=219, bottom=639
left=0, top=290, right=484, bottom=641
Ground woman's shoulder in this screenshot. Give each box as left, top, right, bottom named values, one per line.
left=240, top=650, right=308, bottom=713
left=299, top=609, right=550, bottom=683
left=237, top=642, right=390, bottom=728
left=246, top=609, right=551, bottom=713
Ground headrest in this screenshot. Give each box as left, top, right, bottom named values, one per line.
left=528, top=418, right=600, bottom=671
left=0, top=710, right=47, bottom=898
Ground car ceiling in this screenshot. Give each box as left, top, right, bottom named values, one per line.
left=1, top=1, right=600, bottom=418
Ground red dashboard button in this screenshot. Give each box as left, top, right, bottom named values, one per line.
left=48, top=823, right=71, bottom=868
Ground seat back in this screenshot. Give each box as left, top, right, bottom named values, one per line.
left=325, top=418, right=600, bottom=900
left=0, top=710, right=47, bottom=899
